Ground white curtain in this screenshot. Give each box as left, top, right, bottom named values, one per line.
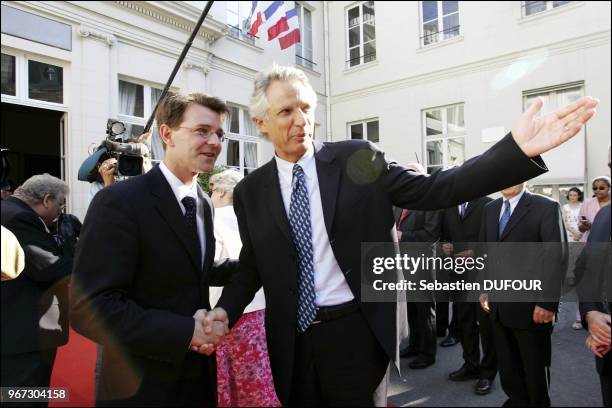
left=150, top=89, right=165, bottom=162
left=119, top=81, right=138, bottom=142
left=243, top=110, right=256, bottom=136
left=244, top=142, right=257, bottom=170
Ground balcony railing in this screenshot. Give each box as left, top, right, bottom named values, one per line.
left=296, top=55, right=317, bottom=70
left=421, top=25, right=460, bottom=46
left=226, top=25, right=258, bottom=45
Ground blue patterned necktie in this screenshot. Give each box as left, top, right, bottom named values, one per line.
left=288, top=164, right=317, bottom=333
left=498, top=200, right=511, bottom=240
left=182, top=196, right=201, bottom=265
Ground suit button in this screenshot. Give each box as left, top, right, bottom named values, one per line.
left=344, top=269, right=351, bottom=276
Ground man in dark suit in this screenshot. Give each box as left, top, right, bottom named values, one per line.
left=1, top=174, right=72, bottom=389
left=70, top=92, right=237, bottom=406
left=394, top=179, right=442, bottom=369
left=578, top=148, right=611, bottom=407
left=479, top=183, right=566, bottom=406
left=441, top=196, right=497, bottom=395
left=205, top=66, right=598, bottom=406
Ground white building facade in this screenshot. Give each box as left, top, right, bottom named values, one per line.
left=326, top=1, right=611, bottom=202
left=2, top=1, right=610, bottom=220
left=1, top=0, right=327, bottom=220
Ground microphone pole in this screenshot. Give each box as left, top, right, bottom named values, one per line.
left=144, top=1, right=215, bottom=133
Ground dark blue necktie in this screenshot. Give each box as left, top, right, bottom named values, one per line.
left=498, top=200, right=511, bottom=240
left=288, top=164, right=316, bottom=333
left=182, top=196, right=201, bottom=265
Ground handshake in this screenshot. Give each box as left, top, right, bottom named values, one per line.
left=189, top=307, right=229, bottom=356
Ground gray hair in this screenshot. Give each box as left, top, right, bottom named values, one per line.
left=13, top=173, right=69, bottom=204
left=249, top=64, right=317, bottom=121
left=210, top=169, right=244, bottom=198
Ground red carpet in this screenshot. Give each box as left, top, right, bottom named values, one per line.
left=49, top=327, right=96, bottom=407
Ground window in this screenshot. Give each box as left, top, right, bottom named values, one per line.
left=423, top=103, right=465, bottom=174
left=221, top=105, right=260, bottom=175
left=346, top=1, right=376, bottom=68
left=523, top=1, right=571, bottom=16
left=523, top=83, right=585, bottom=184
left=1, top=52, right=66, bottom=107
left=349, top=119, right=379, bottom=143
left=1, top=53, right=16, bottom=96
left=420, top=1, right=460, bottom=47
left=117, top=79, right=164, bottom=163
left=296, top=3, right=315, bottom=70
left=226, top=1, right=256, bottom=45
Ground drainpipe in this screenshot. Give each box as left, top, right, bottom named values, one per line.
left=323, top=0, right=331, bottom=142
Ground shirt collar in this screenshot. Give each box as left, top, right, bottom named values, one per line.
left=504, top=189, right=526, bottom=207
left=159, top=161, right=199, bottom=202
left=274, top=142, right=315, bottom=185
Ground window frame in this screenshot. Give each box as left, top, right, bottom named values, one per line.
left=1, top=50, right=68, bottom=110
left=347, top=118, right=379, bottom=144
left=222, top=104, right=260, bottom=175
left=422, top=103, right=466, bottom=174
left=419, top=1, right=461, bottom=47
left=226, top=1, right=257, bottom=45
left=345, top=1, right=376, bottom=69
left=295, top=2, right=315, bottom=70
left=522, top=1, right=572, bottom=17
left=116, top=78, right=165, bottom=163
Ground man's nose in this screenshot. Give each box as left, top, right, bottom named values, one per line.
left=294, top=109, right=307, bottom=127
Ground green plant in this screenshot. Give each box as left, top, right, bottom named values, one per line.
left=198, top=165, right=228, bottom=194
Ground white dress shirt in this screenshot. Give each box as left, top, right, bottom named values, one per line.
left=209, top=206, right=266, bottom=313
left=275, top=143, right=354, bottom=307
left=499, top=189, right=526, bottom=221
left=159, top=162, right=206, bottom=268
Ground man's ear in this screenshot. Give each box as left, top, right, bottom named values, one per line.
left=159, top=124, right=173, bottom=147
left=254, top=118, right=267, bottom=139
left=42, top=194, right=52, bottom=208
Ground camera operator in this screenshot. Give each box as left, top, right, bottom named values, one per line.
left=87, top=132, right=153, bottom=204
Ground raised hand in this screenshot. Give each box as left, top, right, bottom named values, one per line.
left=512, top=96, right=598, bottom=158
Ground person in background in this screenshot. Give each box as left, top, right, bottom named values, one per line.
left=1, top=174, right=72, bottom=390
left=563, top=187, right=584, bottom=243
left=579, top=176, right=611, bottom=243
left=208, top=169, right=280, bottom=407
left=1, top=179, right=16, bottom=200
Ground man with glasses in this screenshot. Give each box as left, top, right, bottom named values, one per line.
left=71, top=92, right=239, bottom=406
left=1, top=173, right=72, bottom=390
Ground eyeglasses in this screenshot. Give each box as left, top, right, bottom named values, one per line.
left=177, top=126, right=225, bottom=142
left=52, top=197, right=66, bottom=210
left=593, top=186, right=609, bottom=191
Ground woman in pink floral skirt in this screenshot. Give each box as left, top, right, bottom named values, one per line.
left=208, top=170, right=281, bottom=407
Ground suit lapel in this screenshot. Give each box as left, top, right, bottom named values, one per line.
left=198, top=186, right=214, bottom=274
left=462, top=199, right=478, bottom=220
left=314, top=142, right=340, bottom=238
left=500, top=192, right=531, bottom=240
left=263, top=160, right=294, bottom=249
left=148, top=166, right=201, bottom=272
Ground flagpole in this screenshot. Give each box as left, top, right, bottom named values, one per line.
left=144, top=1, right=215, bottom=133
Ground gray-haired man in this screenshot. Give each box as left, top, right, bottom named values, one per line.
left=207, top=65, right=598, bottom=406
left=1, top=174, right=72, bottom=389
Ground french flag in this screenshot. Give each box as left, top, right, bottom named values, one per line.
left=248, top=1, right=301, bottom=50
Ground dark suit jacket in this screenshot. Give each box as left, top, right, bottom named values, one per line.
left=217, top=133, right=547, bottom=404
left=480, top=191, right=566, bottom=330
left=577, top=205, right=611, bottom=375
left=70, top=165, right=238, bottom=406
left=394, top=208, right=441, bottom=243
left=441, top=196, right=493, bottom=246
left=1, top=197, right=73, bottom=355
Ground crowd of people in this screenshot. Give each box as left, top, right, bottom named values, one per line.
left=0, top=64, right=608, bottom=407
